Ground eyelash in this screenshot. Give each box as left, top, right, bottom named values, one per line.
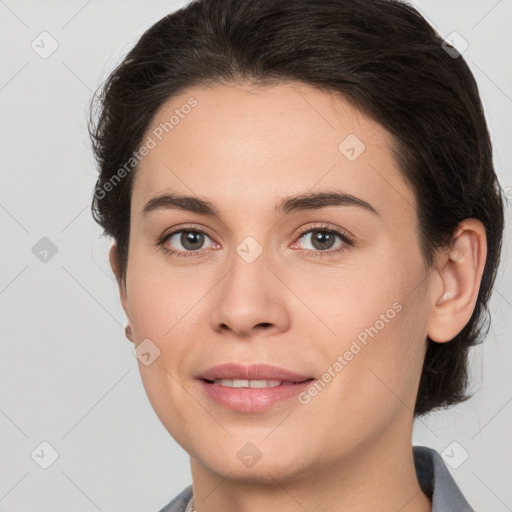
left=155, top=223, right=354, bottom=260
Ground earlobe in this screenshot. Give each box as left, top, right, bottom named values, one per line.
left=427, top=219, right=487, bottom=343
left=125, top=324, right=134, bottom=342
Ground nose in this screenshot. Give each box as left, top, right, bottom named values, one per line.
left=209, top=241, right=291, bottom=338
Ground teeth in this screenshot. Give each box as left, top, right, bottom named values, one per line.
left=212, top=379, right=290, bottom=388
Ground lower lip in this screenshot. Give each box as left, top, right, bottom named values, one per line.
left=197, top=379, right=315, bottom=412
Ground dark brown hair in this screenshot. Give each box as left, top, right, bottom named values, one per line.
left=89, top=0, right=505, bottom=416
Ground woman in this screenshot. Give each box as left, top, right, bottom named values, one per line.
left=89, top=0, right=505, bottom=510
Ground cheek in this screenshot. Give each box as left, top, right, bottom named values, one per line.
left=125, top=246, right=206, bottom=340
left=125, top=264, right=200, bottom=441
left=298, top=299, right=429, bottom=454
left=305, top=251, right=430, bottom=407
left=339, top=287, right=429, bottom=418
left=283, top=253, right=413, bottom=345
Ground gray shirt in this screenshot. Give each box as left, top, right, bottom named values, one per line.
left=157, top=445, right=475, bottom=511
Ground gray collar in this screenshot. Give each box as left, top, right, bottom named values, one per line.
left=414, top=445, right=475, bottom=511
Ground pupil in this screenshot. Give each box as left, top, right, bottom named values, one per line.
left=313, top=231, right=334, bottom=250
left=182, top=231, right=204, bottom=250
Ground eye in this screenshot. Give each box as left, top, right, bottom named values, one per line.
left=158, top=226, right=217, bottom=258
left=156, top=223, right=354, bottom=260
left=293, top=223, right=354, bottom=257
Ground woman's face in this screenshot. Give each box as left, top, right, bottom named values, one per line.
left=115, top=81, right=438, bottom=481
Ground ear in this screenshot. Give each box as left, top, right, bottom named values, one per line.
left=427, top=219, right=487, bottom=343
left=109, top=242, right=131, bottom=332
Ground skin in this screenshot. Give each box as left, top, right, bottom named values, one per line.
left=109, top=81, right=487, bottom=512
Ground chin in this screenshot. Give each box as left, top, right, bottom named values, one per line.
left=190, top=439, right=313, bottom=482
left=202, top=456, right=305, bottom=484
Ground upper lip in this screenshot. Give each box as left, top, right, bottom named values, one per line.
left=199, top=363, right=313, bottom=382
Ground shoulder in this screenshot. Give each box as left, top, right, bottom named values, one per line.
left=413, top=445, right=476, bottom=511
left=157, top=484, right=193, bottom=512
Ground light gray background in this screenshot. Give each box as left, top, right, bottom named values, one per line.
left=0, top=0, right=511, bottom=510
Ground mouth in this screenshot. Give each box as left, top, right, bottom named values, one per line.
left=202, top=378, right=313, bottom=388
left=196, top=363, right=316, bottom=412
left=198, top=362, right=314, bottom=383
left=198, top=378, right=315, bottom=409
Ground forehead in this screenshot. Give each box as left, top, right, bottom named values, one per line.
left=131, top=81, right=415, bottom=220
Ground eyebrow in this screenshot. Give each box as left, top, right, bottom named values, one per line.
left=142, top=190, right=380, bottom=218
